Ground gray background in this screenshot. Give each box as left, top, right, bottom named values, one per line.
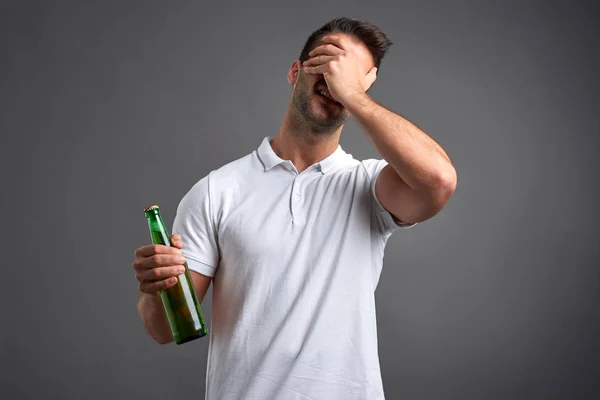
left=1, top=0, right=599, bottom=399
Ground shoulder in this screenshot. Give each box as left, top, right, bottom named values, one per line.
left=210, top=151, right=259, bottom=181
left=180, top=150, right=257, bottom=202
left=359, top=158, right=388, bottom=179
left=192, top=149, right=260, bottom=187
left=183, top=149, right=264, bottom=212
left=330, top=158, right=387, bottom=181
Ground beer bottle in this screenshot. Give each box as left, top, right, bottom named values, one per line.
left=144, top=205, right=208, bottom=344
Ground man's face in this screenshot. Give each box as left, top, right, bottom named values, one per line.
left=291, top=68, right=350, bottom=133
left=290, top=34, right=375, bottom=134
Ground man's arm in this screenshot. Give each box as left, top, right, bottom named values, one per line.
left=346, top=93, right=457, bottom=224
left=303, top=35, right=457, bottom=224
left=134, top=233, right=213, bottom=344
left=137, top=271, right=212, bottom=344
left=137, top=292, right=173, bottom=344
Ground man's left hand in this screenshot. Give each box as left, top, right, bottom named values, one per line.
left=302, top=35, right=377, bottom=106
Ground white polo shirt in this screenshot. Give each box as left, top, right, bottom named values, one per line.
left=173, top=137, right=414, bottom=400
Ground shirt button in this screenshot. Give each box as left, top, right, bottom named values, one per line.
left=294, top=195, right=300, bottom=201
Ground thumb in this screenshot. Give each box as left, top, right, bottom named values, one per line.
left=170, top=233, right=184, bottom=249
left=365, top=67, right=377, bottom=91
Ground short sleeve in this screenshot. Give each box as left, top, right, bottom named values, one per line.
left=361, top=159, right=417, bottom=235
left=172, top=173, right=220, bottom=277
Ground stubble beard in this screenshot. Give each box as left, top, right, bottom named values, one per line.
left=290, top=72, right=350, bottom=137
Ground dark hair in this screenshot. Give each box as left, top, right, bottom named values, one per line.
left=299, top=17, right=393, bottom=71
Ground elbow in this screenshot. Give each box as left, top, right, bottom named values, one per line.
left=380, top=163, right=457, bottom=224
left=425, top=167, right=457, bottom=217
left=437, top=166, right=457, bottom=200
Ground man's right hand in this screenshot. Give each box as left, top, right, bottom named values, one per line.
left=133, top=234, right=186, bottom=295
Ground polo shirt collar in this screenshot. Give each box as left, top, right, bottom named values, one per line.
left=257, top=137, right=285, bottom=171
left=257, top=137, right=348, bottom=174
left=317, top=144, right=347, bottom=174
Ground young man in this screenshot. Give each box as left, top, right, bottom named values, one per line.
left=133, top=17, right=457, bottom=400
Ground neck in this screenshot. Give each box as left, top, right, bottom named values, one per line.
left=271, top=106, right=342, bottom=173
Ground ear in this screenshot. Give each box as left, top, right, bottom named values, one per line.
left=287, top=60, right=302, bottom=85
left=365, top=67, right=378, bottom=91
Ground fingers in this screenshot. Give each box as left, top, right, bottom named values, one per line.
left=134, top=262, right=186, bottom=295
left=133, top=253, right=187, bottom=270
left=303, top=64, right=329, bottom=75
left=365, top=67, right=378, bottom=91
left=138, top=276, right=179, bottom=294
left=135, top=243, right=181, bottom=258
left=137, top=265, right=185, bottom=283
left=320, top=35, right=349, bottom=51
left=170, top=234, right=184, bottom=249
left=303, top=55, right=338, bottom=67
left=308, top=44, right=344, bottom=57
left=133, top=235, right=187, bottom=295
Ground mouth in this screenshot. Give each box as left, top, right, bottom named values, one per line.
left=316, top=87, right=341, bottom=106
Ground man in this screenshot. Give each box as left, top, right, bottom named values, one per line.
left=133, top=17, right=456, bottom=399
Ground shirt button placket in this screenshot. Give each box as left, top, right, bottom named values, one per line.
left=291, top=176, right=304, bottom=224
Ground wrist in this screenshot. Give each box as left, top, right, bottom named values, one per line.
left=342, top=90, right=371, bottom=113
left=140, top=292, right=163, bottom=308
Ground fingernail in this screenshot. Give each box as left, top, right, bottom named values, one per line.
left=178, top=256, right=186, bottom=263
left=178, top=266, right=185, bottom=274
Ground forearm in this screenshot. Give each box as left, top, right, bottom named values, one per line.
left=345, top=92, right=455, bottom=191
left=137, top=293, right=173, bottom=344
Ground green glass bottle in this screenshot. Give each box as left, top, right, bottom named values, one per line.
left=144, top=205, right=208, bottom=344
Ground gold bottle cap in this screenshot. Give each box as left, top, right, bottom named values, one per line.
left=144, top=204, right=160, bottom=212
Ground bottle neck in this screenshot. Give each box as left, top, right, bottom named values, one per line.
left=146, top=213, right=171, bottom=246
